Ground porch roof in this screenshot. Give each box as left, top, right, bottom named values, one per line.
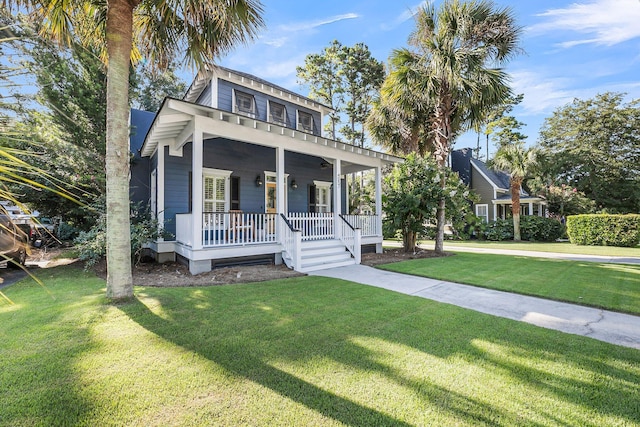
left=140, top=98, right=403, bottom=172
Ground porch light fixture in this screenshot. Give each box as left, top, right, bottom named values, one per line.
left=255, top=175, right=263, bottom=187
left=291, top=179, right=298, bottom=190
left=320, top=161, right=330, bottom=170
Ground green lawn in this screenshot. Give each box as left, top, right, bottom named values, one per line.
left=413, top=239, right=640, bottom=257
left=379, top=252, right=640, bottom=315
left=1, top=266, right=639, bottom=426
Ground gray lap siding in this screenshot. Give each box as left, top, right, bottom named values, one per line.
left=470, top=166, right=496, bottom=222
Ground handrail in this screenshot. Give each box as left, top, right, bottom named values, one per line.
left=338, top=214, right=361, bottom=264
left=279, top=214, right=302, bottom=270
left=338, top=214, right=356, bottom=231
left=279, top=213, right=298, bottom=232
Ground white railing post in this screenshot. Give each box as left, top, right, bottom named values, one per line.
left=354, top=228, right=361, bottom=264
left=294, top=230, right=302, bottom=270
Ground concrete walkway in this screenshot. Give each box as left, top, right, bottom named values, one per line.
left=438, top=245, right=640, bottom=265
left=384, top=241, right=640, bottom=265
left=311, top=264, right=640, bottom=350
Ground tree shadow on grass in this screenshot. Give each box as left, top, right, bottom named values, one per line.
left=121, top=277, right=640, bottom=425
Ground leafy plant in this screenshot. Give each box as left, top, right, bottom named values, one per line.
left=74, top=204, right=170, bottom=269
left=567, top=214, right=640, bottom=247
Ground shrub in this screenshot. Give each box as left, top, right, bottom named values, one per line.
left=56, top=222, right=80, bottom=241
left=566, top=214, right=640, bottom=247
left=74, top=206, right=169, bottom=269
left=519, top=216, right=565, bottom=242
left=481, top=216, right=564, bottom=242
left=483, top=219, right=513, bottom=241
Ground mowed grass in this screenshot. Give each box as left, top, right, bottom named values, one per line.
left=1, top=266, right=640, bottom=426
left=416, top=239, right=640, bottom=257
left=380, top=252, right=640, bottom=315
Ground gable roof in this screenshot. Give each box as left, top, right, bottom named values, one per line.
left=470, top=157, right=513, bottom=191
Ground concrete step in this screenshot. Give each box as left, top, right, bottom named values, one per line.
left=298, top=258, right=356, bottom=273
left=302, top=252, right=352, bottom=264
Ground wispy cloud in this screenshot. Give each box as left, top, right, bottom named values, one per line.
left=529, top=0, right=640, bottom=47
left=258, top=13, right=360, bottom=48
left=276, top=13, right=360, bottom=33
left=510, top=70, right=574, bottom=115
left=380, top=1, right=427, bottom=31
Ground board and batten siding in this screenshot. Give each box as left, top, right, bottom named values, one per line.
left=470, top=166, right=496, bottom=222
left=216, top=79, right=321, bottom=135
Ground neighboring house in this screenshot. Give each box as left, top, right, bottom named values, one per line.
left=130, top=65, right=402, bottom=274
left=451, top=148, right=546, bottom=223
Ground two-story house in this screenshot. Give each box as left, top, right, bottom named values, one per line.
left=130, top=65, right=401, bottom=274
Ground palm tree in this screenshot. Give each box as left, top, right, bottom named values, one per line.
left=491, top=142, right=538, bottom=241
left=372, top=0, right=521, bottom=254
left=9, top=0, right=264, bottom=299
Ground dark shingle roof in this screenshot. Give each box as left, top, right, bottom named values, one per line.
left=470, top=157, right=512, bottom=190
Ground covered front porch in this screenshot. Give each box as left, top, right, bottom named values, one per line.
left=142, top=99, right=400, bottom=274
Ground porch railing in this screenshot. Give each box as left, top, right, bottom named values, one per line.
left=341, top=214, right=380, bottom=237
left=202, top=212, right=278, bottom=247
left=339, top=215, right=361, bottom=264
left=287, top=212, right=334, bottom=240
left=280, top=214, right=301, bottom=270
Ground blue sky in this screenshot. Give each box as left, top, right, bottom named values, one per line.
left=206, top=0, right=640, bottom=156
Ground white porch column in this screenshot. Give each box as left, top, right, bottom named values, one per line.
left=374, top=166, right=383, bottom=253
left=157, top=144, right=165, bottom=236
left=529, top=202, right=533, bottom=215
left=192, top=123, right=203, bottom=251
left=333, top=159, right=342, bottom=238
left=493, top=204, right=498, bottom=222
left=276, top=146, right=285, bottom=215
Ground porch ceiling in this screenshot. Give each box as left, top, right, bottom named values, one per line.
left=140, top=98, right=403, bottom=170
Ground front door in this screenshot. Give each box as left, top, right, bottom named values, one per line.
left=266, top=182, right=276, bottom=214
left=266, top=181, right=277, bottom=234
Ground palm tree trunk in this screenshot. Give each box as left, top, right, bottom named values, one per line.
left=105, top=0, right=134, bottom=299
left=435, top=197, right=446, bottom=254
left=511, top=179, right=522, bottom=241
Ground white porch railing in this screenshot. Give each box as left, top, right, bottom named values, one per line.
left=280, top=214, right=301, bottom=270
left=201, top=212, right=278, bottom=247
left=287, top=212, right=334, bottom=240
left=341, top=214, right=380, bottom=237
left=175, top=212, right=377, bottom=249
left=339, top=215, right=361, bottom=264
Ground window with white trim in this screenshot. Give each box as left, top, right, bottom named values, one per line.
left=475, top=204, right=489, bottom=223
left=268, top=101, right=287, bottom=126
left=312, top=180, right=331, bottom=213
left=297, top=110, right=313, bottom=133
left=234, top=90, right=256, bottom=117
left=203, top=169, right=232, bottom=212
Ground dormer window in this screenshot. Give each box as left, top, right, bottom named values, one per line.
left=297, top=110, right=313, bottom=133
left=269, top=101, right=287, bottom=126
left=234, top=90, right=256, bottom=117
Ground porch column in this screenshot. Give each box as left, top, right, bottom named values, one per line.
left=157, top=143, right=165, bottom=236
left=375, top=166, right=383, bottom=253
left=529, top=202, right=533, bottom=215
left=493, top=204, right=498, bottom=222
left=276, top=146, right=285, bottom=214
left=333, top=159, right=342, bottom=238
left=192, top=124, right=203, bottom=251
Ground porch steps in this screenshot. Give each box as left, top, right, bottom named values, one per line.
left=297, top=239, right=355, bottom=273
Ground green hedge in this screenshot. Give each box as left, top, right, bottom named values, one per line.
left=483, top=216, right=564, bottom=242
left=566, top=214, right=640, bottom=247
